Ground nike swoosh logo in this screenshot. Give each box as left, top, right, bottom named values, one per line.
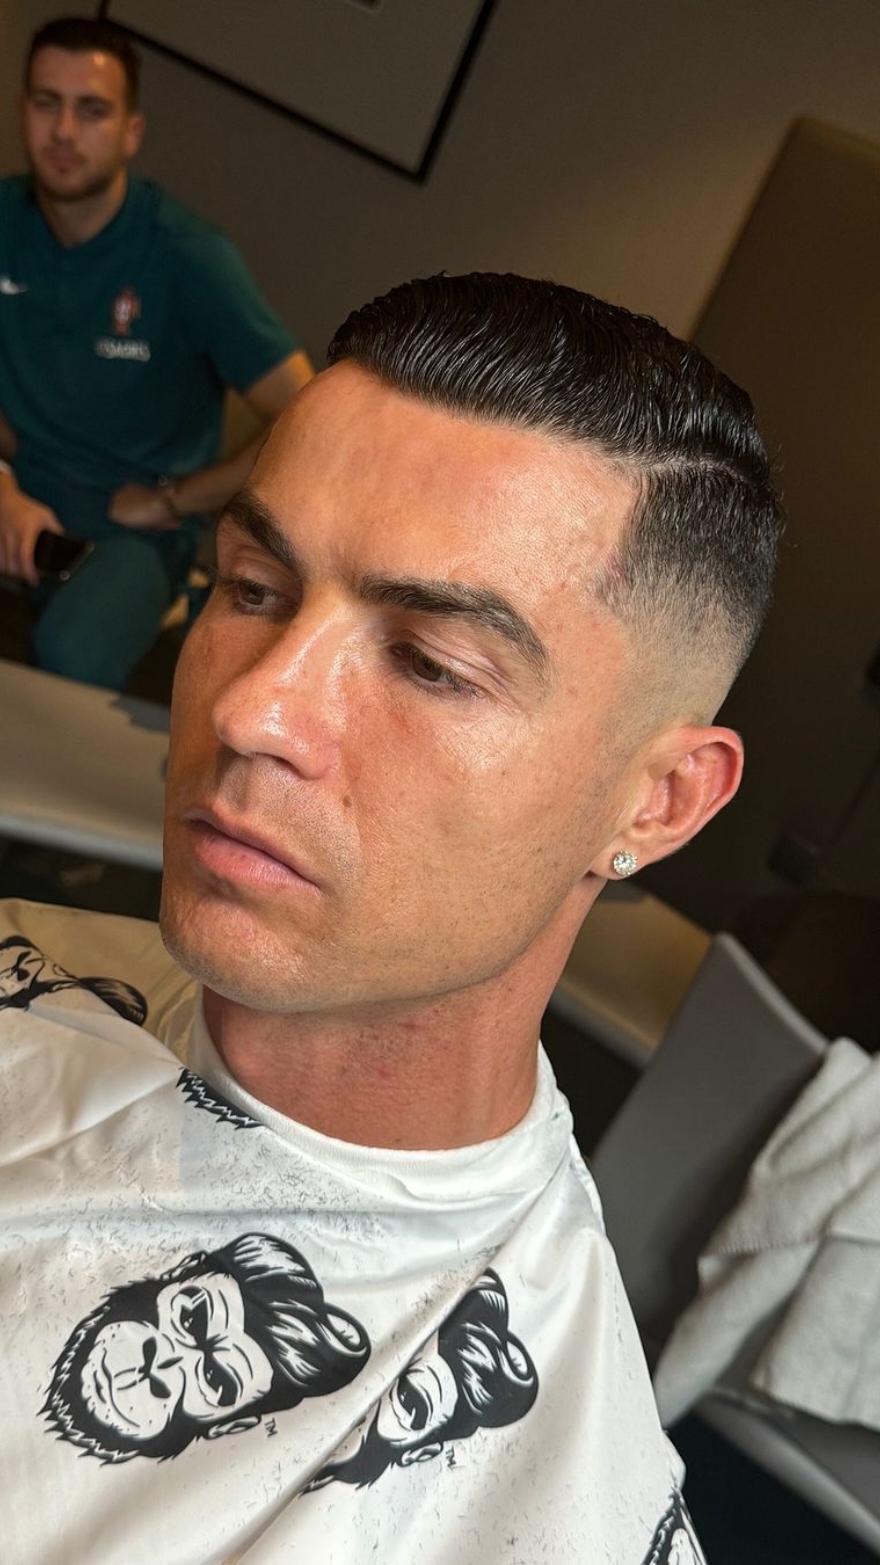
left=0, top=277, right=28, bottom=295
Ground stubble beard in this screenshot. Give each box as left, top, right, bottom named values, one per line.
left=29, top=153, right=119, bottom=207
left=158, top=886, right=309, bottom=1014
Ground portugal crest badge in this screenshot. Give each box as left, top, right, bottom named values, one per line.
left=111, top=287, right=141, bottom=336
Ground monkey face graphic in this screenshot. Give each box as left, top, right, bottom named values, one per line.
left=79, top=1271, right=274, bottom=1442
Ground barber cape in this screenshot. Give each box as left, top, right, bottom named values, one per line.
left=0, top=898, right=703, bottom=1565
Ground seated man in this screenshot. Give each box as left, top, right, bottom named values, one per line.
left=0, top=15, right=312, bottom=690
left=0, top=272, right=782, bottom=1563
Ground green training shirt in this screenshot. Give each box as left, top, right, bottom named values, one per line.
left=0, top=176, right=296, bottom=522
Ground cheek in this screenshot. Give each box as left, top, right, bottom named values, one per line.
left=357, top=711, right=561, bottom=884
left=419, top=712, right=618, bottom=901
left=166, top=621, right=228, bottom=786
left=355, top=704, right=499, bottom=833
left=172, top=607, right=245, bottom=725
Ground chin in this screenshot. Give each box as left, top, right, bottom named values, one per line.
left=159, top=891, right=312, bottom=1013
left=160, top=889, right=238, bottom=985
left=35, top=166, right=112, bottom=204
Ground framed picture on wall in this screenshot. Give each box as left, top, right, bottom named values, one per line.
left=99, top=0, right=497, bottom=179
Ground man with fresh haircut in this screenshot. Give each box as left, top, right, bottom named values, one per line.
left=0, top=273, right=781, bottom=1562
left=0, top=15, right=312, bottom=689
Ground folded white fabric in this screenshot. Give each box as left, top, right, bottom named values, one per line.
left=654, top=1036, right=880, bottom=1430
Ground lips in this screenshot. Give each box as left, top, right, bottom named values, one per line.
left=182, top=806, right=320, bottom=889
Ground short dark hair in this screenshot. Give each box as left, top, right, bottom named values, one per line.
left=26, top=16, right=141, bottom=109
left=329, top=273, right=782, bottom=682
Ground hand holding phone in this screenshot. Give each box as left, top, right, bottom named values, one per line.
left=0, top=483, right=64, bottom=586
left=33, top=529, right=93, bottom=582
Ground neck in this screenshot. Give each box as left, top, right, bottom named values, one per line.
left=203, top=981, right=541, bottom=1151
left=201, top=880, right=603, bottom=1151
left=35, top=167, right=127, bottom=247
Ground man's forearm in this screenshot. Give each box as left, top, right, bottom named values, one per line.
left=108, top=430, right=271, bottom=530
left=0, top=409, right=18, bottom=464
left=178, top=346, right=315, bottom=513
left=169, top=428, right=269, bottom=517
left=110, top=348, right=315, bottom=528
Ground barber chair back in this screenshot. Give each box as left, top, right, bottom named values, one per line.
left=591, top=933, right=880, bottom=1555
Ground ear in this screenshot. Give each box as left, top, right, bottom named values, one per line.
left=400, top=1442, right=444, bottom=1467
left=205, top=1414, right=261, bottom=1440
left=596, top=724, right=743, bottom=877
left=124, top=112, right=146, bottom=160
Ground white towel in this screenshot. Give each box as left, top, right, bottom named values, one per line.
left=654, top=1036, right=880, bottom=1430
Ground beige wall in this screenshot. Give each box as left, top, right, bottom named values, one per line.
left=4, top=0, right=880, bottom=360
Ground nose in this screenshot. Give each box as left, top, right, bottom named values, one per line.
left=210, top=603, right=354, bottom=781
left=51, top=103, right=78, bottom=142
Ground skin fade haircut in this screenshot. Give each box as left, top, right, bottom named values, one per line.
left=26, top=15, right=141, bottom=108
left=329, top=274, right=784, bottom=700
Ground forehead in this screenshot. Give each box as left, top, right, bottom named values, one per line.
left=28, top=46, right=128, bottom=103
left=254, top=363, right=635, bottom=597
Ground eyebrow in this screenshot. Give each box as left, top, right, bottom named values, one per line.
left=220, top=490, right=550, bottom=681
left=222, top=490, right=303, bottom=576
left=29, top=89, right=114, bottom=110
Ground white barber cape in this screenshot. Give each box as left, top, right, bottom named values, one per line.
left=0, top=898, right=703, bottom=1565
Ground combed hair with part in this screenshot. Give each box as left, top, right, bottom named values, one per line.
left=328, top=273, right=783, bottom=678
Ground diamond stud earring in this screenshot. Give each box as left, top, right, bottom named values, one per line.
left=612, top=850, right=638, bottom=877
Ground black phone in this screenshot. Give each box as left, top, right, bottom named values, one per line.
left=33, top=529, right=93, bottom=582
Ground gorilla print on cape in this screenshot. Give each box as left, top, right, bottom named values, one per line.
left=43, top=1234, right=370, bottom=1463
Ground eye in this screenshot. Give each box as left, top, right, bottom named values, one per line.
left=396, top=1376, right=430, bottom=1430
left=203, top=1354, right=241, bottom=1404
left=211, top=571, right=288, bottom=619
left=390, top=643, right=479, bottom=698
left=410, top=648, right=448, bottom=684
left=176, top=1289, right=211, bottom=1345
